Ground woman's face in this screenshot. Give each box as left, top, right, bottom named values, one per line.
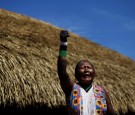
left=76, top=61, right=95, bottom=86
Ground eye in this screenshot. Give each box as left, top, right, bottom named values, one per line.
left=79, top=65, right=85, bottom=69
left=79, top=67, right=84, bottom=69
left=87, top=65, right=93, bottom=69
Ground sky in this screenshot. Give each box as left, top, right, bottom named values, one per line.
left=0, top=0, right=135, bottom=61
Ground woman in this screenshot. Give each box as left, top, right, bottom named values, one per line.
left=57, top=30, right=116, bottom=115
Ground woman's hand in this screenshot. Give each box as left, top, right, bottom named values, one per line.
left=60, top=30, right=69, bottom=42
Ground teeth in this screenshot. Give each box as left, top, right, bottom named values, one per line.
left=84, top=74, right=90, bottom=76
left=85, top=73, right=90, bottom=75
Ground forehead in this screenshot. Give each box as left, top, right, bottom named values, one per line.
left=79, top=61, right=92, bottom=67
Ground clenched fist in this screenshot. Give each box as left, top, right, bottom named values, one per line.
left=60, top=30, right=69, bottom=42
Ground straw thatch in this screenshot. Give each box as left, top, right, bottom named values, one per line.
left=0, top=9, right=135, bottom=114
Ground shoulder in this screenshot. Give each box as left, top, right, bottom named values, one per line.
left=66, top=82, right=80, bottom=98
left=93, top=84, right=106, bottom=91
left=93, top=84, right=109, bottom=96
left=94, top=85, right=112, bottom=103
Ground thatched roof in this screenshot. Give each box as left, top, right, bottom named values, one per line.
left=0, top=9, right=135, bottom=114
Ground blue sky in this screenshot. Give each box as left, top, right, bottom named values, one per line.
left=1, top=0, right=135, bottom=60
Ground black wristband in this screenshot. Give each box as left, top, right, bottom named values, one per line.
left=60, top=45, right=67, bottom=51
left=60, top=37, right=67, bottom=42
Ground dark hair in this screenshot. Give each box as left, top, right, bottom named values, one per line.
left=75, top=59, right=95, bottom=78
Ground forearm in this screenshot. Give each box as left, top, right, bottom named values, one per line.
left=57, top=56, right=69, bottom=81
left=57, top=37, right=69, bottom=80
left=57, top=30, right=73, bottom=95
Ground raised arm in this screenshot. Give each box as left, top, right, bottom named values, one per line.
left=57, top=30, right=73, bottom=97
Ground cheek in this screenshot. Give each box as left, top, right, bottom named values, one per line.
left=77, top=71, right=83, bottom=77
left=89, top=69, right=92, bottom=72
left=75, top=70, right=83, bottom=78
left=78, top=69, right=84, bottom=73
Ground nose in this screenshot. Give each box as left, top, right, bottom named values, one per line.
left=84, top=66, right=89, bottom=71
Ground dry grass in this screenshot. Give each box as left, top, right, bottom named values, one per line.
left=0, top=8, right=135, bottom=114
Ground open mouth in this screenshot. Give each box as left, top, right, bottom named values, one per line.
left=82, top=72, right=93, bottom=80
left=82, top=74, right=91, bottom=80
left=83, top=73, right=91, bottom=77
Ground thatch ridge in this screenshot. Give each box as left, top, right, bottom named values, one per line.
left=0, top=8, right=135, bottom=114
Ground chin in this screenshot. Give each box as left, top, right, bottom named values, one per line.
left=82, top=79, right=93, bottom=85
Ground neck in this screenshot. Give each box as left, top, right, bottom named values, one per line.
left=79, top=83, right=92, bottom=92
left=85, top=84, right=92, bottom=91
